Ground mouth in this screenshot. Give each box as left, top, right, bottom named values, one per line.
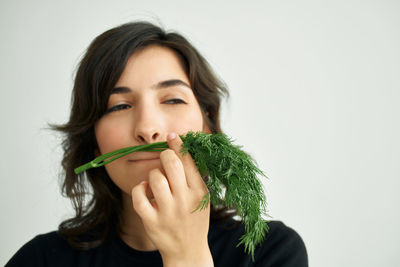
left=128, top=158, right=160, bottom=163
left=127, top=152, right=161, bottom=163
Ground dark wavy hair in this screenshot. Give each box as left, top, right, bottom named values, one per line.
left=51, top=21, right=236, bottom=249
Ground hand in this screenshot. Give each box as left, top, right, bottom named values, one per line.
left=131, top=132, right=213, bottom=267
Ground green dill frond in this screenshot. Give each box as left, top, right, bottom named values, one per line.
left=192, top=192, right=210, bottom=212
left=181, top=131, right=269, bottom=259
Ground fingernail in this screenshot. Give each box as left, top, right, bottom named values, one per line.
left=168, top=132, right=177, bottom=141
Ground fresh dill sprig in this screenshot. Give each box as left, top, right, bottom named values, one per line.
left=180, top=132, right=269, bottom=259
left=74, top=131, right=269, bottom=260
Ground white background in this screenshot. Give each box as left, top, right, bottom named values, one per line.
left=1, top=0, right=399, bottom=266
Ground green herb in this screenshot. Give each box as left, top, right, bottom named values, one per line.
left=75, top=131, right=269, bottom=259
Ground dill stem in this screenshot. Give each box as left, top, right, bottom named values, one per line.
left=74, top=141, right=169, bottom=174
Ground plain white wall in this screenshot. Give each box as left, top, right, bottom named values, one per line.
left=1, top=0, right=399, bottom=266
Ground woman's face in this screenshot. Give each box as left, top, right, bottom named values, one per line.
left=94, top=45, right=209, bottom=196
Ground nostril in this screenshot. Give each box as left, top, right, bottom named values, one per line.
left=152, top=133, right=159, bottom=140
left=136, top=131, right=160, bottom=143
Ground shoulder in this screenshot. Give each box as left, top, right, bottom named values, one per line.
left=6, top=231, right=73, bottom=266
left=209, top=219, right=308, bottom=267
left=29, top=231, right=68, bottom=246
left=262, top=221, right=308, bottom=265
left=265, top=221, right=306, bottom=249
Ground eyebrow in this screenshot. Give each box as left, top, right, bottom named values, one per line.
left=110, top=79, right=191, bottom=95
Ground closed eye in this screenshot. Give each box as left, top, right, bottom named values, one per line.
left=105, top=104, right=131, bottom=114
left=163, top=98, right=187, bottom=104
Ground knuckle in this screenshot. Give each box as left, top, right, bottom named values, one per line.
left=133, top=199, right=147, bottom=213
left=131, top=185, right=137, bottom=195
left=201, top=186, right=209, bottom=195
left=164, top=153, right=182, bottom=169
left=131, top=193, right=146, bottom=213
left=160, top=149, right=175, bottom=159
left=195, top=186, right=209, bottom=199
left=148, top=168, right=159, bottom=177
left=167, top=157, right=182, bottom=170
left=131, top=184, right=142, bottom=198
left=149, top=173, right=168, bottom=190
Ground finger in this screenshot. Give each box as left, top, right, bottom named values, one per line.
left=160, top=149, right=187, bottom=196
left=148, top=168, right=173, bottom=211
left=167, top=132, right=206, bottom=189
left=131, top=181, right=156, bottom=221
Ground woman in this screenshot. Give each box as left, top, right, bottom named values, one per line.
left=7, top=21, right=308, bottom=266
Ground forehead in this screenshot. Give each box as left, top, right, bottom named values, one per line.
left=115, top=45, right=190, bottom=88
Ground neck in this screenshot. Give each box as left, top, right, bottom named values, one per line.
left=119, top=192, right=157, bottom=251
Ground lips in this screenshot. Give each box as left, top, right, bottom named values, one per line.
left=127, top=152, right=161, bottom=162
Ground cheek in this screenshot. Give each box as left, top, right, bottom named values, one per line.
left=95, top=119, right=130, bottom=153
left=95, top=119, right=137, bottom=194
left=170, top=108, right=205, bottom=133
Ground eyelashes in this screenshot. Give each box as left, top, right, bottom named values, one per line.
left=163, top=98, right=187, bottom=104
left=105, top=104, right=131, bottom=114
left=105, top=99, right=187, bottom=114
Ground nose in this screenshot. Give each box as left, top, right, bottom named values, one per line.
left=133, top=103, right=164, bottom=144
